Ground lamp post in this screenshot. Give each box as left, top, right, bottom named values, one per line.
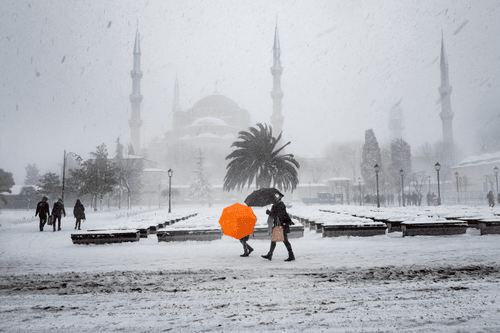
left=428, top=175, right=431, bottom=194
left=61, top=150, right=82, bottom=204
left=358, top=177, right=362, bottom=206
left=435, top=162, right=441, bottom=205
left=168, top=169, right=173, bottom=213
left=374, top=164, right=380, bottom=208
left=400, top=169, right=405, bottom=207
left=494, top=166, right=499, bottom=192
left=455, top=172, right=459, bottom=203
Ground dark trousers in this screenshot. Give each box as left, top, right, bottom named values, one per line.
left=53, top=215, right=62, bottom=231
left=268, top=232, right=293, bottom=255
left=75, top=219, right=81, bottom=230
left=39, top=215, right=47, bottom=231
left=240, top=235, right=252, bottom=253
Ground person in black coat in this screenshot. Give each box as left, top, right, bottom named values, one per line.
left=51, top=198, right=66, bottom=231
left=262, top=194, right=295, bottom=262
left=35, top=196, right=50, bottom=231
left=73, top=199, right=85, bottom=230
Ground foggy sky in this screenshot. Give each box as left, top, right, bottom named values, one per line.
left=2, top=0, right=500, bottom=184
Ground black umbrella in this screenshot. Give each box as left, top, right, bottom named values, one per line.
left=244, top=188, right=284, bottom=207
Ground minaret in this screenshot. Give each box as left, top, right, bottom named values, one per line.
left=270, top=20, right=284, bottom=137
left=389, top=102, right=404, bottom=141
left=172, top=75, right=181, bottom=113
left=439, top=33, right=454, bottom=145
left=129, top=26, right=143, bottom=154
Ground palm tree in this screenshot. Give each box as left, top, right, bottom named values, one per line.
left=224, top=123, right=300, bottom=192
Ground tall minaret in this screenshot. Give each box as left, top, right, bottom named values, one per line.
left=270, top=20, right=284, bottom=137
left=172, top=75, right=181, bottom=113
left=129, top=26, right=143, bottom=154
left=439, top=33, right=454, bottom=145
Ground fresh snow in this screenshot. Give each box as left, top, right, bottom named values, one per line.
left=1, top=203, right=500, bottom=332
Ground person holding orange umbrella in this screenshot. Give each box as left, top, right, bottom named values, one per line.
left=261, top=194, right=295, bottom=262
left=239, top=235, right=254, bottom=257
left=218, top=203, right=257, bottom=257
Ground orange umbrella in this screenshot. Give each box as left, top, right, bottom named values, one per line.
left=218, top=203, right=257, bottom=240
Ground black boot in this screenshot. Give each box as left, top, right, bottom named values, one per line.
left=284, top=241, right=295, bottom=262
left=247, top=245, right=254, bottom=256
left=261, top=253, right=272, bottom=261
left=240, top=251, right=249, bottom=257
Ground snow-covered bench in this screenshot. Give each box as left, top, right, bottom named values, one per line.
left=477, top=219, right=500, bottom=235
left=401, top=220, right=468, bottom=237
left=157, top=227, right=222, bottom=242
left=71, top=230, right=140, bottom=244
left=322, top=222, right=387, bottom=237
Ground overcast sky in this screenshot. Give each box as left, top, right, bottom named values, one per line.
left=2, top=0, right=500, bottom=184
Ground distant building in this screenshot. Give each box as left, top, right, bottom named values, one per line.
left=451, top=151, right=500, bottom=192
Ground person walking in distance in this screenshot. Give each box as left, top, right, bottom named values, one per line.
left=35, top=196, right=50, bottom=231
left=73, top=199, right=85, bottom=230
left=262, top=194, right=295, bottom=262
left=51, top=198, right=66, bottom=231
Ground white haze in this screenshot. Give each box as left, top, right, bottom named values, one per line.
left=1, top=0, right=500, bottom=184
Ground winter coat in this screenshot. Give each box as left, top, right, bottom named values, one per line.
left=35, top=201, right=50, bottom=217
left=73, top=202, right=85, bottom=220
left=267, top=200, right=294, bottom=234
left=52, top=201, right=66, bottom=217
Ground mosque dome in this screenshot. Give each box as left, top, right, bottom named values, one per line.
left=192, top=117, right=229, bottom=127
left=192, top=94, right=241, bottom=110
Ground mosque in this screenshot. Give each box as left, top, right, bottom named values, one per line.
left=127, top=24, right=285, bottom=203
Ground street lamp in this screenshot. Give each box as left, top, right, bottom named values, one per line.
left=374, top=164, right=380, bottom=208
left=455, top=172, right=459, bottom=203
left=168, top=169, right=173, bottom=213
left=435, top=162, right=441, bottom=205
left=62, top=150, right=82, bottom=204
left=400, top=169, right=405, bottom=207
left=358, top=177, right=362, bottom=206
left=494, top=166, right=499, bottom=192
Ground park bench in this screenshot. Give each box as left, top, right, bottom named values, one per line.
left=401, top=220, right=468, bottom=237
left=157, top=228, right=222, bottom=242
left=477, top=218, right=500, bottom=235
left=71, top=229, right=140, bottom=245
left=322, top=222, right=387, bottom=238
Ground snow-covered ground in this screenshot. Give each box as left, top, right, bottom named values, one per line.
left=1, top=203, right=500, bottom=332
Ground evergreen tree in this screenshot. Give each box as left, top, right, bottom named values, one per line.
left=389, top=138, right=412, bottom=196
left=0, top=169, right=15, bottom=206
left=88, top=144, right=118, bottom=210
left=189, top=149, right=213, bottom=204
left=114, top=137, right=142, bottom=209
left=24, top=164, right=40, bottom=186
left=360, top=129, right=382, bottom=192
left=38, top=172, right=61, bottom=200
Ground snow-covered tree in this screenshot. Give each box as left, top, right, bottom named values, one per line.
left=37, top=172, right=61, bottom=201
left=114, top=137, right=142, bottom=209
left=190, top=149, right=213, bottom=204
left=361, top=129, right=382, bottom=192
left=24, top=164, right=40, bottom=186
left=389, top=138, right=412, bottom=198
left=0, top=169, right=15, bottom=206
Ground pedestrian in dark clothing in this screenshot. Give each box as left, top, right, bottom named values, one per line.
left=73, top=199, right=85, bottom=230
left=239, top=235, right=254, bottom=257
left=487, top=191, right=495, bottom=207
left=35, top=196, right=50, bottom=231
left=51, top=198, right=66, bottom=231
left=262, top=194, right=295, bottom=262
